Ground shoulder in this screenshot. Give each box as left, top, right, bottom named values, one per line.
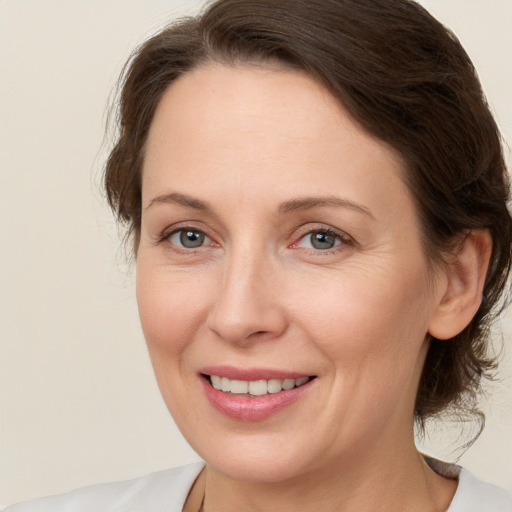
left=448, top=467, right=512, bottom=512
left=424, top=456, right=512, bottom=511
left=3, top=462, right=205, bottom=512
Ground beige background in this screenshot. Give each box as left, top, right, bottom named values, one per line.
left=0, top=0, right=511, bottom=508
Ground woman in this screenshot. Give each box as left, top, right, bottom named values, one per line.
left=5, top=0, right=512, bottom=510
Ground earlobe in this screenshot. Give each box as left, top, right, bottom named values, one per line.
left=428, top=230, right=492, bottom=340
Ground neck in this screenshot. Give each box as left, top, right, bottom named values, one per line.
left=200, top=441, right=456, bottom=512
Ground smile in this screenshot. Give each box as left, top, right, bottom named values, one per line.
left=200, top=370, right=316, bottom=421
left=208, top=375, right=312, bottom=396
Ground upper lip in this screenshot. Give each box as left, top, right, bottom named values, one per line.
left=199, top=365, right=313, bottom=381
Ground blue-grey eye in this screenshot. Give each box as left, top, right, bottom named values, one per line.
left=300, top=230, right=342, bottom=250
left=311, top=231, right=337, bottom=249
left=170, top=229, right=209, bottom=249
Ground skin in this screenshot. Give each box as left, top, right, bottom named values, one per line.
left=136, top=64, right=490, bottom=511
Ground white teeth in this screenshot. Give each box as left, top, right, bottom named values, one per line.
left=267, top=379, right=282, bottom=394
left=221, top=377, right=231, bottom=392
left=211, top=375, right=222, bottom=390
left=230, top=379, right=249, bottom=394
left=248, top=380, right=267, bottom=396
left=295, top=377, right=309, bottom=387
left=282, top=379, right=295, bottom=390
left=208, top=375, right=311, bottom=395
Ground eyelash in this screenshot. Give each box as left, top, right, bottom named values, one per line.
left=291, top=226, right=355, bottom=254
left=157, top=226, right=216, bottom=252
left=156, top=225, right=355, bottom=254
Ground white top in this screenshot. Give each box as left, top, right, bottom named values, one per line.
left=4, top=461, right=512, bottom=512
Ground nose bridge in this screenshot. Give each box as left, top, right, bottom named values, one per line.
left=207, top=239, right=286, bottom=343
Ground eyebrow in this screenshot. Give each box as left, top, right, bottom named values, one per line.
left=145, top=192, right=374, bottom=219
left=279, top=196, right=374, bottom=218
left=145, top=192, right=214, bottom=213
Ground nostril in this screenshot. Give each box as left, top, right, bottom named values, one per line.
left=207, top=295, right=288, bottom=343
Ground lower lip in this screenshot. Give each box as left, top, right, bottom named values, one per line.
left=200, top=377, right=314, bottom=422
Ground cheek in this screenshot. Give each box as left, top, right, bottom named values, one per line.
left=291, top=265, right=433, bottom=443
left=293, top=261, right=433, bottom=375
left=135, top=262, right=213, bottom=430
left=135, top=263, right=210, bottom=362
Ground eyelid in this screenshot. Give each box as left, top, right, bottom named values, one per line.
left=156, top=222, right=218, bottom=248
left=289, top=224, right=355, bottom=250
left=170, top=229, right=212, bottom=248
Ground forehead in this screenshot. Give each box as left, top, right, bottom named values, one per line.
left=144, top=64, right=354, bottom=171
left=142, top=63, right=409, bottom=219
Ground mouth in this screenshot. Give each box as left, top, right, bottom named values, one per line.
left=199, top=366, right=317, bottom=421
left=203, top=374, right=315, bottom=396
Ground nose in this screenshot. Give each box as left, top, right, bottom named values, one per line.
left=206, top=249, right=288, bottom=344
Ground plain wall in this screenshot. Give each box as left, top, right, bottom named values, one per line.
left=1, top=0, right=511, bottom=507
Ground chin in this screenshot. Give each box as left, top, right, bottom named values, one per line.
left=207, top=453, right=306, bottom=483
left=188, top=431, right=319, bottom=483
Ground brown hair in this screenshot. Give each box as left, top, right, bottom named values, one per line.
left=104, top=0, right=512, bottom=428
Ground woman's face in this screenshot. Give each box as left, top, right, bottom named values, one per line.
left=137, top=64, right=446, bottom=482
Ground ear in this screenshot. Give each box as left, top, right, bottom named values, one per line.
left=428, top=229, right=492, bottom=340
